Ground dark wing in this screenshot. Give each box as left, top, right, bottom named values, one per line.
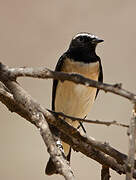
left=46, top=54, right=68, bottom=175
left=51, top=53, right=73, bottom=162
left=52, top=53, right=67, bottom=110
left=49, top=53, right=67, bottom=137
left=95, top=58, right=103, bottom=99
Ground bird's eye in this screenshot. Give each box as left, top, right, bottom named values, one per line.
left=77, top=36, right=84, bottom=42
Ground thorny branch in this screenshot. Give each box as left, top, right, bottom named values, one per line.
left=0, top=62, right=136, bottom=179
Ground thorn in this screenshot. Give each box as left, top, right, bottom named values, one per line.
left=113, top=83, right=122, bottom=89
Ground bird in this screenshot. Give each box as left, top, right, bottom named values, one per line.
left=45, top=32, right=103, bottom=175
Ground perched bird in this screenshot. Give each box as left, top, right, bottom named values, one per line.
left=45, top=32, right=103, bottom=175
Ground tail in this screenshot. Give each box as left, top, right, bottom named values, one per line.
left=45, top=124, right=72, bottom=175
left=45, top=141, right=71, bottom=175
left=45, top=122, right=86, bottom=175
left=45, top=157, right=59, bottom=175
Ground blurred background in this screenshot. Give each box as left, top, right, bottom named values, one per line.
left=0, top=0, right=136, bottom=179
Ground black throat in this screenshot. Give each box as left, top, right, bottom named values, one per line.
left=66, top=46, right=99, bottom=63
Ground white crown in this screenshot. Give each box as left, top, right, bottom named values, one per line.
left=73, top=32, right=98, bottom=40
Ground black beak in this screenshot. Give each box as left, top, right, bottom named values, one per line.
left=92, top=38, right=104, bottom=44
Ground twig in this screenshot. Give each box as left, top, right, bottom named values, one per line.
left=48, top=110, right=129, bottom=128
left=101, top=165, right=110, bottom=180
left=126, top=104, right=136, bottom=180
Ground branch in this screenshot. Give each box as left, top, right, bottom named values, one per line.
left=33, top=112, right=74, bottom=180
left=0, top=68, right=74, bottom=179
left=0, top=62, right=136, bottom=179
left=5, top=64, right=136, bottom=102
left=126, top=105, right=136, bottom=180
left=0, top=82, right=136, bottom=178
left=48, top=110, right=129, bottom=128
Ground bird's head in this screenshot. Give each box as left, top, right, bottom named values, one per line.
left=69, top=32, right=104, bottom=50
